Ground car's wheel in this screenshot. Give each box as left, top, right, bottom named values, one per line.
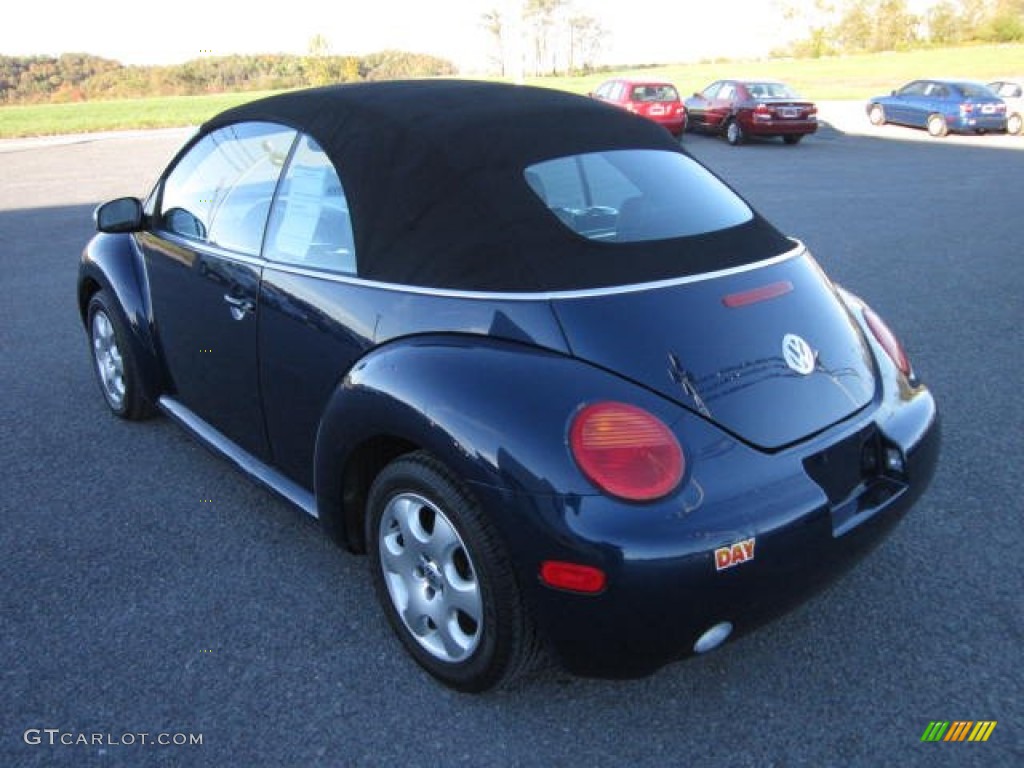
left=366, top=451, right=539, bottom=692
left=725, top=119, right=744, bottom=146
left=868, top=104, right=886, bottom=126
left=783, top=134, right=803, bottom=145
left=927, top=113, right=948, bottom=137
left=86, top=291, right=153, bottom=420
left=1008, top=112, right=1022, bottom=136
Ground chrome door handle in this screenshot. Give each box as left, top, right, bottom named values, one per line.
left=223, top=294, right=255, bottom=320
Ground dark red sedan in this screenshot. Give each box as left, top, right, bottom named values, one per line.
left=685, top=80, right=818, bottom=145
left=590, top=78, right=687, bottom=137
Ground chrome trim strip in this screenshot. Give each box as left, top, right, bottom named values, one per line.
left=158, top=397, right=318, bottom=519
left=263, top=240, right=807, bottom=301
left=154, top=231, right=267, bottom=268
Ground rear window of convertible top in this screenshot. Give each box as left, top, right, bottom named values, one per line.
left=524, top=149, right=753, bottom=244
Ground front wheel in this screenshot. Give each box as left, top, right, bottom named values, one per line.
left=366, top=452, right=539, bottom=692
left=725, top=119, right=744, bottom=146
left=868, top=104, right=886, bottom=126
left=1008, top=112, right=1022, bottom=136
left=86, top=291, right=153, bottom=420
left=927, top=113, right=948, bottom=137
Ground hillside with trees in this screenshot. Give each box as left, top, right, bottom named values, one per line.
left=0, top=50, right=456, bottom=105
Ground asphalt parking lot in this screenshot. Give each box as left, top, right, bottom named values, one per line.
left=1, top=112, right=1022, bottom=767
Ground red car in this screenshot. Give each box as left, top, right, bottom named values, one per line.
left=685, top=80, right=818, bottom=145
left=590, top=78, right=687, bottom=137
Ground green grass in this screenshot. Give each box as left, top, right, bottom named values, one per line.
left=2, top=44, right=1022, bottom=138
left=0, top=91, right=279, bottom=139
left=533, top=43, right=1024, bottom=100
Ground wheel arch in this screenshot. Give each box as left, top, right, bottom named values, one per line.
left=78, top=233, right=165, bottom=404
left=312, top=335, right=668, bottom=553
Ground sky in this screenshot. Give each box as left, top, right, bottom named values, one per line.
left=1, top=0, right=800, bottom=71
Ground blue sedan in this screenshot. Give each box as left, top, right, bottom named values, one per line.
left=867, top=79, right=1007, bottom=136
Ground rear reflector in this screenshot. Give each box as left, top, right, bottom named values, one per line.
left=722, top=280, right=794, bottom=308
left=540, top=561, right=607, bottom=594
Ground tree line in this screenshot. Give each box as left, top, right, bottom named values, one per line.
left=780, top=0, right=1023, bottom=57
left=0, top=50, right=456, bottom=105
left=481, top=1, right=606, bottom=77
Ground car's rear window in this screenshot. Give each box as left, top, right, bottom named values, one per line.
left=747, top=82, right=799, bottom=99
left=629, top=84, right=679, bottom=102
left=957, top=82, right=995, bottom=99
left=524, top=150, right=753, bottom=243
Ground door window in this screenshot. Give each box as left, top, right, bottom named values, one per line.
left=158, top=122, right=296, bottom=256
left=264, top=135, right=357, bottom=275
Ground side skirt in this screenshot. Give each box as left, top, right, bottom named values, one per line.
left=158, top=396, right=318, bottom=519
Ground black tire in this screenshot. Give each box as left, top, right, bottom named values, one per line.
left=86, top=290, right=154, bottom=420
left=868, top=104, right=886, bottom=126
left=725, top=118, right=744, bottom=146
left=927, top=113, right=948, bottom=138
left=366, top=451, right=539, bottom=692
left=783, top=134, right=803, bottom=145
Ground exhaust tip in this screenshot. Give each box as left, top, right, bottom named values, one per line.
left=693, top=621, right=733, bottom=654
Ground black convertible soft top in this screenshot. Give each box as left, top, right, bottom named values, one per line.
left=205, top=80, right=790, bottom=292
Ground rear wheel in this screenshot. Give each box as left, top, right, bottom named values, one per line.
left=1008, top=112, right=1022, bottom=136
left=86, top=291, right=153, bottom=420
left=366, top=451, right=539, bottom=692
left=725, top=119, right=744, bottom=146
left=868, top=104, right=886, bottom=126
left=927, top=113, right=948, bottom=137
left=783, top=134, right=803, bottom=145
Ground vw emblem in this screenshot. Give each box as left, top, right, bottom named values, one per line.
left=782, top=333, right=816, bottom=375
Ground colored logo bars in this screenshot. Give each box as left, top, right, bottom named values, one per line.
left=920, top=721, right=997, bottom=742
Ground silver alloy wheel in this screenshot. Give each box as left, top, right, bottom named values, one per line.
left=1008, top=113, right=1022, bottom=136
left=726, top=120, right=742, bottom=145
left=927, top=114, right=947, bottom=137
left=378, top=492, right=483, bottom=663
left=91, top=310, right=126, bottom=410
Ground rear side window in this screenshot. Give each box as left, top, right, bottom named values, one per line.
left=158, top=122, right=296, bottom=255
left=524, top=149, right=753, bottom=243
left=264, top=135, right=356, bottom=274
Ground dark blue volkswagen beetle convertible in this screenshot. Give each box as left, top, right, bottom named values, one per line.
left=79, top=81, right=939, bottom=691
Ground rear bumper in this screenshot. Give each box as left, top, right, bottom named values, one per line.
left=746, top=118, right=818, bottom=137
left=950, top=114, right=1006, bottom=132
left=648, top=114, right=686, bottom=135
left=479, top=387, right=939, bottom=678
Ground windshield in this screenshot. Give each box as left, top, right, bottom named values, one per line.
left=524, top=149, right=753, bottom=243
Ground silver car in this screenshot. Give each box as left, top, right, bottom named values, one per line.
left=988, top=79, right=1023, bottom=135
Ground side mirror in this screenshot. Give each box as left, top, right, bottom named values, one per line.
left=94, top=197, right=143, bottom=233
left=890, top=89, right=897, bottom=96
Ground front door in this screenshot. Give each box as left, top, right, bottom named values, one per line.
left=140, top=122, right=297, bottom=458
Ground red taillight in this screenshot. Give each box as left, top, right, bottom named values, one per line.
left=754, top=103, right=770, bottom=114
left=569, top=402, right=684, bottom=501
left=961, top=103, right=974, bottom=114
left=864, top=306, right=911, bottom=376
left=540, top=561, right=607, bottom=594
